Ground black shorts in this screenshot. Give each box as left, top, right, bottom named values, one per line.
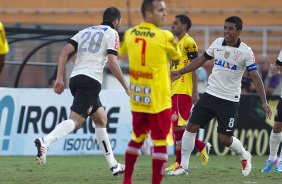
left=69, top=75, right=103, bottom=119
left=189, top=93, right=239, bottom=136
left=274, top=98, right=282, bottom=122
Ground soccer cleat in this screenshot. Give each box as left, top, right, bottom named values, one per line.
left=111, top=163, right=125, bottom=176
left=166, top=165, right=188, bottom=176
left=274, top=160, right=282, bottom=173
left=241, top=152, right=252, bottom=176
left=199, top=142, right=212, bottom=166
left=165, top=162, right=179, bottom=172
left=261, top=159, right=277, bottom=173
left=34, top=138, right=48, bottom=165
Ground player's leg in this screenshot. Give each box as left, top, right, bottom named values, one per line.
left=123, top=112, right=148, bottom=184
left=263, top=99, right=282, bottom=173
left=217, top=99, right=251, bottom=176
left=91, top=104, right=124, bottom=176
left=197, top=139, right=212, bottom=166
left=150, top=109, right=172, bottom=183
left=166, top=94, right=191, bottom=172
left=35, top=76, right=92, bottom=165
left=168, top=94, right=214, bottom=175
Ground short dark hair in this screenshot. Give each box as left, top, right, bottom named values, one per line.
left=225, top=16, right=243, bottom=30
left=175, top=14, right=192, bottom=32
left=141, top=0, right=162, bottom=18
left=103, top=7, right=121, bottom=23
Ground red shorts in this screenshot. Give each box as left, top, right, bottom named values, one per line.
left=131, top=108, right=174, bottom=146
left=172, top=94, right=193, bottom=127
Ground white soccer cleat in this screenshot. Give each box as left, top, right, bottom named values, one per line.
left=241, top=151, right=252, bottom=176
left=111, top=163, right=125, bottom=176
left=166, top=166, right=188, bottom=176
left=34, top=138, right=48, bottom=165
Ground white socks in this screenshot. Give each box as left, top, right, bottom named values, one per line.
left=95, top=128, right=117, bottom=168
left=229, top=136, right=249, bottom=160
left=269, top=130, right=282, bottom=161
left=180, top=130, right=196, bottom=170
left=43, top=119, right=75, bottom=147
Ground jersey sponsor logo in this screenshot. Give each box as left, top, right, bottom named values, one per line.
left=130, top=84, right=152, bottom=105
left=130, top=28, right=156, bottom=38
left=89, top=26, right=108, bottom=31
left=214, top=59, right=237, bottom=70
left=129, top=69, right=153, bottom=80
left=114, top=32, right=119, bottom=50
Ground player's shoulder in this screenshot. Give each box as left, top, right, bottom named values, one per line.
left=238, top=40, right=251, bottom=51
left=160, top=29, right=174, bottom=41
left=183, top=34, right=197, bottom=44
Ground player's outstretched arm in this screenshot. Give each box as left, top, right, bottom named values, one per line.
left=249, top=70, right=272, bottom=119
left=179, top=55, right=208, bottom=75
left=107, top=54, right=130, bottom=95
left=171, top=55, right=208, bottom=81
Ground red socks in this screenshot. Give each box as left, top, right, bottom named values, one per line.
left=195, top=138, right=205, bottom=152
left=174, top=129, right=185, bottom=164
left=123, top=141, right=143, bottom=184
left=152, top=146, right=167, bottom=184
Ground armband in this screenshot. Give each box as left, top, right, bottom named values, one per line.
left=275, top=59, right=282, bottom=66
left=246, top=63, right=257, bottom=72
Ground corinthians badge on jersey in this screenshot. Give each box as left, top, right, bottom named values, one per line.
left=224, top=51, right=230, bottom=59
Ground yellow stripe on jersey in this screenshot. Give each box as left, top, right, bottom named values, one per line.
left=171, top=34, right=198, bottom=96
left=0, top=22, right=9, bottom=55
left=119, top=22, right=181, bottom=113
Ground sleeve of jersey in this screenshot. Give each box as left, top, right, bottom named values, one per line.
left=68, top=32, right=80, bottom=51
left=186, top=40, right=198, bottom=60
left=164, top=31, right=181, bottom=60
left=245, top=49, right=257, bottom=72
left=204, top=39, right=217, bottom=59
left=275, top=49, right=282, bottom=66
left=107, top=31, right=119, bottom=56
left=0, top=25, right=9, bottom=54
left=67, top=39, right=78, bottom=51
left=118, top=31, right=128, bottom=56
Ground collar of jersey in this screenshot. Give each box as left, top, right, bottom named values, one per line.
left=101, top=22, right=115, bottom=29
left=140, top=22, right=158, bottom=29
left=222, top=38, right=241, bottom=48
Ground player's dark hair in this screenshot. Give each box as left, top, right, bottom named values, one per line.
left=225, top=16, right=243, bottom=30
left=103, top=7, right=121, bottom=23
left=141, top=0, right=162, bottom=18
left=175, top=14, right=192, bottom=32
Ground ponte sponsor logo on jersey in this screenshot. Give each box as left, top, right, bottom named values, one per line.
left=214, top=59, right=237, bottom=70
left=130, top=28, right=155, bottom=38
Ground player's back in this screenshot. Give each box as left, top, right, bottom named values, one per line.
left=120, top=22, right=181, bottom=113
left=70, top=25, right=119, bottom=83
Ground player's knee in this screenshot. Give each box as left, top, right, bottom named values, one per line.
left=218, top=134, right=232, bottom=146
left=186, top=122, right=199, bottom=133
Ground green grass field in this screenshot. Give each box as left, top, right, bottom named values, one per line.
left=0, top=155, right=281, bottom=184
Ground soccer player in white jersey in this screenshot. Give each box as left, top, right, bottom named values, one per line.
left=169, top=16, right=272, bottom=176
left=34, top=7, right=129, bottom=176
left=261, top=49, right=282, bottom=173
